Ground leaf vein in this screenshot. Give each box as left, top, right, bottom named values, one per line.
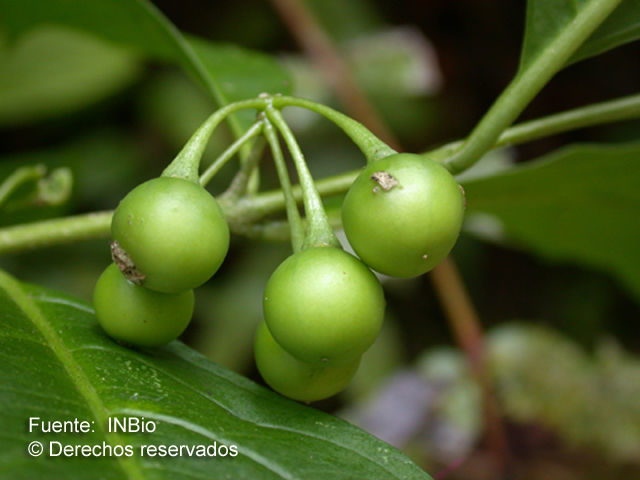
left=0, top=270, right=147, bottom=480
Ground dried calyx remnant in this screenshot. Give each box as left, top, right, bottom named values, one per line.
left=110, top=241, right=145, bottom=285
left=371, top=171, right=399, bottom=193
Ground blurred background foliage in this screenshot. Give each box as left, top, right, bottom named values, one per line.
left=1, top=0, right=639, bottom=478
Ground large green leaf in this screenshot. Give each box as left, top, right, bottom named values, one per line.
left=0, top=270, right=431, bottom=479
left=519, top=0, right=639, bottom=72
left=462, top=142, right=640, bottom=301
left=0, top=0, right=291, bottom=132
left=0, top=26, right=141, bottom=126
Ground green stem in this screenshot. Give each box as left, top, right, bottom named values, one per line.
left=199, top=120, right=264, bottom=187
left=496, top=92, right=640, bottom=147
left=162, top=94, right=392, bottom=182
left=262, top=116, right=304, bottom=252
left=220, top=137, right=266, bottom=200
left=227, top=171, right=356, bottom=223
left=2, top=92, right=640, bottom=254
left=233, top=208, right=342, bottom=243
left=445, top=0, right=623, bottom=174
left=0, top=211, right=112, bottom=255
left=272, top=96, right=396, bottom=163
left=265, top=107, right=339, bottom=249
left=430, top=92, right=640, bottom=165
left=246, top=162, right=262, bottom=196
left=162, top=98, right=266, bottom=182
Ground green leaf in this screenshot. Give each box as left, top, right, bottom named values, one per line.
left=462, top=142, right=640, bottom=302
left=187, top=36, right=293, bottom=130
left=0, top=271, right=431, bottom=479
left=0, top=0, right=292, bottom=132
left=518, top=0, right=635, bottom=73
left=520, top=0, right=588, bottom=72
left=570, top=1, right=640, bottom=64
left=0, top=26, right=141, bottom=126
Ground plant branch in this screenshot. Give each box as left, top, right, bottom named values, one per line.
left=496, top=92, right=640, bottom=146
left=228, top=170, right=356, bottom=222
left=428, top=92, right=640, bottom=163
left=2, top=92, right=639, bottom=254
left=429, top=260, right=509, bottom=468
left=445, top=0, right=623, bottom=174
left=231, top=208, right=342, bottom=243
left=0, top=211, right=112, bottom=255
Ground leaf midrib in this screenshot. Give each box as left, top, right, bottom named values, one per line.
left=0, top=270, right=146, bottom=480
left=77, top=343, right=407, bottom=480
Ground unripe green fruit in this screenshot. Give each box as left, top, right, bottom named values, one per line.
left=263, top=247, right=385, bottom=366
left=254, top=321, right=360, bottom=402
left=341, top=153, right=465, bottom=277
left=93, top=263, right=194, bottom=347
left=111, top=177, right=229, bottom=293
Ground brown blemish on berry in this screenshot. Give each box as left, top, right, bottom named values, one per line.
left=458, top=184, right=467, bottom=209
left=371, top=171, right=399, bottom=193
left=110, top=240, right=146, bottom=285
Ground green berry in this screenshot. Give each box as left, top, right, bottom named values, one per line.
left=263, top=247, right=385, bottom=366
left=254, top=321, right=360, bottom=402
left=93, top=263, right=194, bottom=347
left=341, top=153, right=465, bottom=277
left=111, top=177, right=229, bottom=293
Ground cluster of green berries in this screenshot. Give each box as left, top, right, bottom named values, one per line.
left=255, top=153, right=465, bottom=402
left=255, top=246, right=385, bottom=402
left=93, top=177, right=229, bottom=347
left=93, top=150, right=464, bottom=403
